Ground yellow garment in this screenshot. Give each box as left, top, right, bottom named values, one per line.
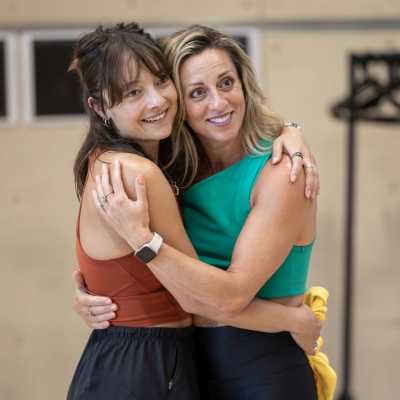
left=304, top=286, right=337, bottom=400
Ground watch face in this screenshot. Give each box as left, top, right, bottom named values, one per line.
left=136, top=246, right=156, bottom=263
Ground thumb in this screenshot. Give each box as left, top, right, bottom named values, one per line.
left=72, top=269, right=86, bottom=291
left=272, top=139, right=283, bottom=164
left=135, top=175, right=148, bottom=207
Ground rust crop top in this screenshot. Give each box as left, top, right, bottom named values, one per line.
left=76, top=183, right=189, bottom=327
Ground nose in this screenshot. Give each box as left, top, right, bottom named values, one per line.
left=209, top=89, right=228, bottom=112
left=146, top=86, right=165, bottom=109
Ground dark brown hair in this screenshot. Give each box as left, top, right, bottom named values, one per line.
left=70, top=23, right=195, bottom=198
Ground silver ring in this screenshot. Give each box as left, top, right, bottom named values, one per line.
left=105, top=192, right=114, bottom=200
left=305, top=164, right=315, bottom=169
left=291, top=151, right=304, bottom=160
left=87, top=308, right=95, bottom=318
left=99, top=198, right=107, bottom=210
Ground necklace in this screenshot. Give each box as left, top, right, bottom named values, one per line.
left=161, top=167, right=180, bottom=197
left=171, top=181, right=180, bottom=197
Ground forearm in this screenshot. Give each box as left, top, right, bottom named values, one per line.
left=216, top=298, right=300, bottom=333
left=141, top=243, right=244, bottom=313
left=146, top=253, right=299, bottom=333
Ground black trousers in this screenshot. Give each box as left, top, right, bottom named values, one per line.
left=195, top=326, right=317, bottom=400
left=67, top=326, right=200, bottom=400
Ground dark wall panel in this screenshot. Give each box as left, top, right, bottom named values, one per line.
left=34, top=40, right=84, bottom=116
left=0, top=42, right=6, bottom=117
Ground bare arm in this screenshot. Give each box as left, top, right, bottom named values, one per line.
left=98, top=156, right=312, bottom=314
left=93, top=157, right=316, bottom=334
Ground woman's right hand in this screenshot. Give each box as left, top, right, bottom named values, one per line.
left=290, top=304, right=322, bottom=355
left=72, top=270, right=117, bottom=329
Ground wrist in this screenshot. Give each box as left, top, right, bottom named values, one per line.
left=133, top=232, right=164, bottom=264
left=289, top=307, right=304, bottom=334
left=283, top=121, right=302, bottom=132
left=129, top=229, right=154, bottom=251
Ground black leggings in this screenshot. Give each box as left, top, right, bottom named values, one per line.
left=195, top=326, right=317, bottom=400
left=67, top=326, right=200, bottom=400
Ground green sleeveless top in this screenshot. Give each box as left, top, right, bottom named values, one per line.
left=181, top=150, right=314, bottom=299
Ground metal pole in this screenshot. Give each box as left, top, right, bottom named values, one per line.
left=338, top=55, right=357, bottom=400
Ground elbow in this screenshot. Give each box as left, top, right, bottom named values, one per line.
left=177, top=295, right=206, bottom=315
left=179, top=295, right=247, bottom=319
left=213, top=276, right=250, bottom=316
left=180, top=301, right=198, bottom=314
left=215, top=294, right=249, bottom=318
left=176, top=282, right=252, bottom=318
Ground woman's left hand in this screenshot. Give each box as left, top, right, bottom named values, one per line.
left=92, top=160, right=153, bottom=250
left=290, top=304, right=322, bottom=355
left=272, top=126, right=320, bottom=199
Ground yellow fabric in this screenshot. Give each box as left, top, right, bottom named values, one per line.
left=304, top=286, right=337, bottom=400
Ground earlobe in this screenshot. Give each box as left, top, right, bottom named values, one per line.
left=88, top=97, right=106, bottom=120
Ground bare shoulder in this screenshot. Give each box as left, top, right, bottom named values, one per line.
left=106, top=151, right=167, bottom=185
left=99, top=151, right=161, bottom=176
left=101, top=152, right=169, bottom=198
left=266, top=153, right=304, bottom=182
left=253, top=154, right=305, bottom=204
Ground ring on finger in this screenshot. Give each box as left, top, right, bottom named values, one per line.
left=87, top=308, right=95, bottom=318
left=305, top=164, right=316, bottom=169
left=291, top=151, right=304, bottom=160
left=104, top=191, right=114, bottom=201
left=99, top=199, right=107, bottom=210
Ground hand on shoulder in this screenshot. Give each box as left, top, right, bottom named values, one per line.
left=253, top=154, right=307, bottom=208
left=98, top=151, right=168, bottom=201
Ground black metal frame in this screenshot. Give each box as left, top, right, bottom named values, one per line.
left=332, top=52, right=400, bottom=400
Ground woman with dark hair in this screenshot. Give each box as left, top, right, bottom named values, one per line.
left=68, top=23, right=322, bottom=400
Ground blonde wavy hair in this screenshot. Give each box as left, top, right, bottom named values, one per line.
left=162, top=24, right=284, bottom=181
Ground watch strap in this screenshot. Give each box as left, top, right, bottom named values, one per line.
left=134, top=232, right=163, bottom=263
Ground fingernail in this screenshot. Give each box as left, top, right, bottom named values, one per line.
left=137, top=175, right=144, bottom=185
left=105, top=298, right=112, bottom=304
left=290, top=175, right=295, bottom=183
left=272, top=157, right=277, bottom=163
left=111, top=304, right=117, bottom=311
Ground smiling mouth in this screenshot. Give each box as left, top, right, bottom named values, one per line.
left=207, top=112, right=233, bottom=126
left=142, top=110, right=168, bottom=124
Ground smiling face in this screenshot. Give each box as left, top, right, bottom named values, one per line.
left=180, top=48, right=246, bottom=150
left=105, top=58, right=178, bottom=149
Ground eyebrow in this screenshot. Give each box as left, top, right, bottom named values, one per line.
left=122, top=80, right=139, bottom=90
left=185, top=70, right=233, bottom=88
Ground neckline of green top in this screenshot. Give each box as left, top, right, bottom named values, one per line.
left=184, top=153, right=253, bottom=196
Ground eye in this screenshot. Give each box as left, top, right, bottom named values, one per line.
left=219, top=76, right=234, bottom=90
left=190, top=87, right=206, bottom=99
left=125, top=88, right=141, bottom=98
